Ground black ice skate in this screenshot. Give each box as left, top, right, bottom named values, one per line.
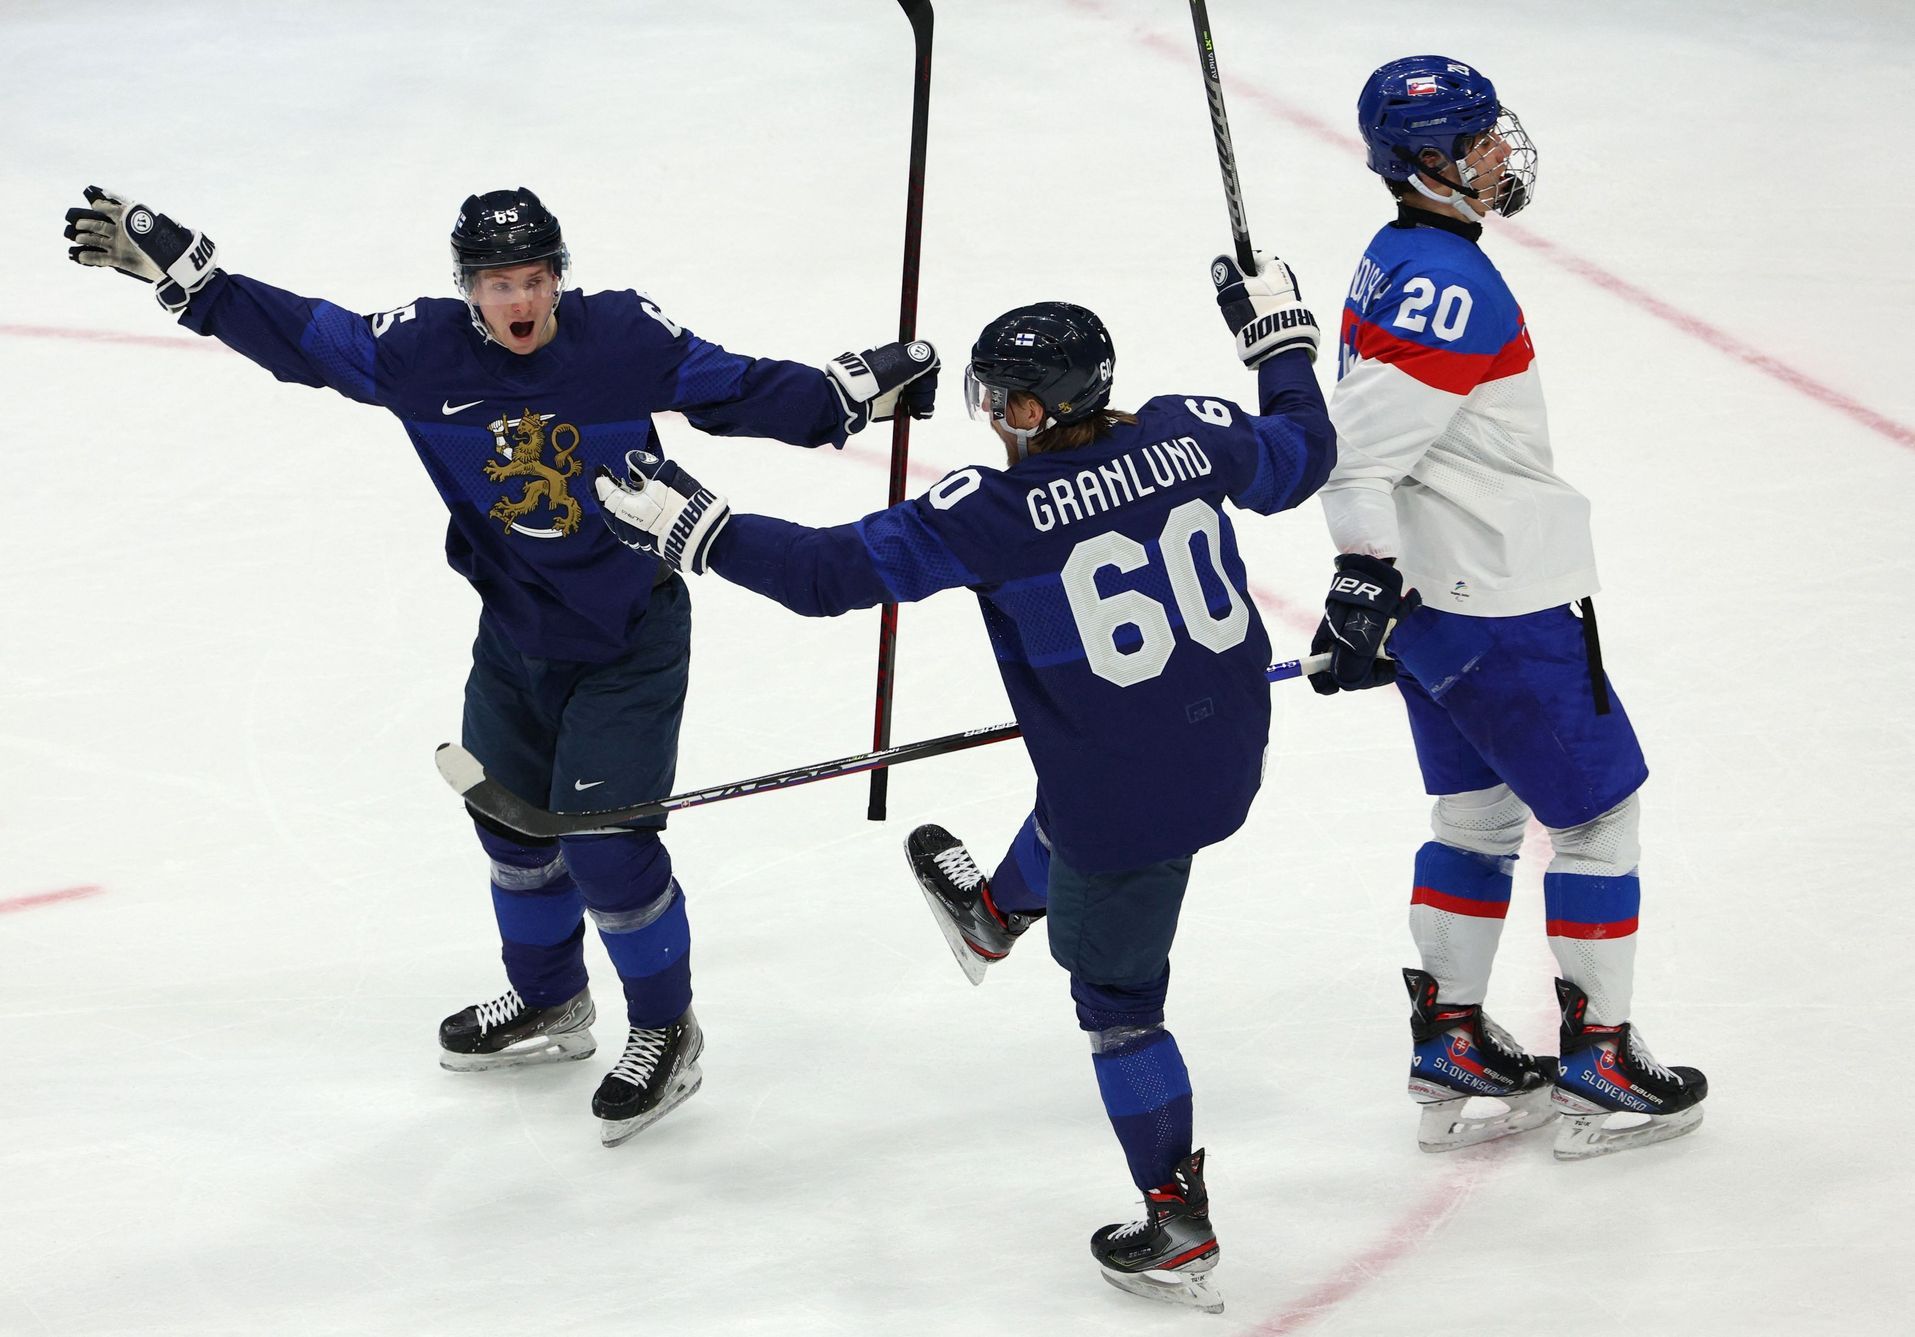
left=1550, top=978, right=1707, bottom=1161
left=1090, top=1149, right=1223, bottom=1314
left=904, top=824, right=1040, bottom=986
left=592, top=1008, right=705, bottom=1148
left=438, top=987, right=596, bottom=1072
left=1404, top=968, right=1556, bottom=1151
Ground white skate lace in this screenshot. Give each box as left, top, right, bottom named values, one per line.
left=608, top=1027, right=670, bottom=1087
left=931, top=844, right=983, bottom=892
left=1624, top=1028, right=1678, bottom=1085
left=1109, top=1217, right=1153, bottom=1241
left=1479, top=1015, right=1530, bottom=1062
left=474, top=990, right=525, bottom=1032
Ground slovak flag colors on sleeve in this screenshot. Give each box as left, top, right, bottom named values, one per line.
left=1338, top=229, right=1532, bottom=397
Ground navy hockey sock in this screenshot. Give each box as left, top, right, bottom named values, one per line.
left=987, top=814, right=1051, bottom=914
left=479, top=828, right=587, bottom=1007
left=565, top=833, right=693, bottom=1028
left=1092, top=1026, right=1195, bottom=1193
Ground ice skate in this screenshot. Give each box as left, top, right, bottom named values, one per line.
left=592, top=1008, right=704, bottom=1148
left=438, top=987, right=596, bottom=1072
left=903, top=824, right=1039, bottom=986
left=1404, top=968, right=1556, bottom=1151
left=1551, top=979, right=1706, bottom=1161
left=1090, top=1149, right=1223, bottom=1314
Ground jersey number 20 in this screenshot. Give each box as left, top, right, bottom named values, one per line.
left=1062, top=499, right=1249, bottom=687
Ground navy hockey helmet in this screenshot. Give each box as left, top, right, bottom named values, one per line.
left=1357, top=56, right=1537, bottom=216
left=965, top=302, right=1116, bottom=435
left=451, top=187, right=572, bottom=342
left=451, top=187, right=567, bottom=274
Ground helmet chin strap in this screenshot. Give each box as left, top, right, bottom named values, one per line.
left=1005, top=416, right=1052, bottom=463
left=1409, top=169, right=1486, bottom=222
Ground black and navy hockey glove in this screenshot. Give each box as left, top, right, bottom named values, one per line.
left=827, top=339, right=940, bottom=435
left=1212, top=250, right=1319, bottom=366
left=1308, top=554, right=1421, bottom=695
left=63, top=186, right=220, bottom=314
left=594, top=451, right=731, bottom=575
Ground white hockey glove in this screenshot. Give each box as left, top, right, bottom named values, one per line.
left=1211, top=251, right=1319, bottom=366
left=63, top=186, right=220, bottom=314
left=826, top=339, right=940, bottom=434
left=594, top=451, right=731, bottom=575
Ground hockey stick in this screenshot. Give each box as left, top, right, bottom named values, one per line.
left=1189, top=0, right=1256, bottom=270
left=867, top=0, right=935, bottom=824
left=438, top=652, right=1332, bottom=840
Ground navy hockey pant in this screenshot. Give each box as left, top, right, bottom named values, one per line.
left=462, top=578, right=694, bottom=1028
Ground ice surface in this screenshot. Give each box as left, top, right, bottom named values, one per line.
left=5, top=2, right=1912, bottom=1333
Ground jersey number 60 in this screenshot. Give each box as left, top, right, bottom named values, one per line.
left=1061, top=500, right=1250, bottom=687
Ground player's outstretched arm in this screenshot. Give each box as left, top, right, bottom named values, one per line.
left=63, top=186, right=219, bottom=313
left=593, top=450, right=917, bottom=618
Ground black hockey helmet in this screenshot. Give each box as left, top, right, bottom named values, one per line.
left=451, top=187, right=566, bottom=274
left=965, top=301, right=1115, bottom=431
left=451, top=187, right=571, bottom=344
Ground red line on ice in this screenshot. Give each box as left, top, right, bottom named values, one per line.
left=1073, top=0, right=1915, bottom=455
left=1246, top=1163, right=1490, bottom=1335
left=0, top=885, right=105, bottom=914
left=0, top=322, right=214, bottom=352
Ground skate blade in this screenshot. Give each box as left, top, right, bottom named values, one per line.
left=1413, top=1083, right=1557, bottom=1152
left=1551, top=1099, right=1704, bottom=1161
left=914, top=883, right=990, bottom=986
left=438, top=1030, right=597, bottom=1073
left=600, top=1065, right=704, bottom=1148
left=1098, top=1263, right=1224, bottom=1314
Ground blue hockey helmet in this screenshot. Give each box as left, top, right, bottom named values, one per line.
left=965, top=302, right=1116, bottom=434
left=1357, top=56, right=1536, bottom=216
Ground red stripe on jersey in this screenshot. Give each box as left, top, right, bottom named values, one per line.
left=1546, top=916, right=1640, bottom=940
left=1411, top=885, right=1511, bottom=919
left=1342, top=310, right=1535, bottom=395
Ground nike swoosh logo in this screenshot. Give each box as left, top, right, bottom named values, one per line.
left=443, top=398, right=484, bottom=415
left=574, top=779, right=607, bottom=791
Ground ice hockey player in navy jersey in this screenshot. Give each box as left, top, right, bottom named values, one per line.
left=1310, top=58, right=1707, bottom=1160
left=596, top=260, right=1332, bottom=1310
left=61, top=184, right=938, bottom=1146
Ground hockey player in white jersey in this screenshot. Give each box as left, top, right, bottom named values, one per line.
left=1311, top=56, right=1706, bottom=1159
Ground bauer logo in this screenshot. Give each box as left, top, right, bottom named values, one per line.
left=129, top=209, right=154, bottom=234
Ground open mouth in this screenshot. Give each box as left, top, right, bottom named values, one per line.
left=510, top=320, right=536, bottom=341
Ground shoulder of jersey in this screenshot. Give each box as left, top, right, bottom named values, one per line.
left=1135, top=392, right=1249, bottom=434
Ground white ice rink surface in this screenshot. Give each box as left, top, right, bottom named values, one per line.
left=6, top=2, right=1914, bottom=1333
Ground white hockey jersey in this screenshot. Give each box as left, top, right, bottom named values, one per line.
left=1322, top=214, right=1597, bottom=617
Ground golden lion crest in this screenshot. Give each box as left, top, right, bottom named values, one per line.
left=484, top=408, right=582, bottom=537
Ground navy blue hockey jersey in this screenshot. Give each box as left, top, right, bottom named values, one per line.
left=178, top=273, right=847, bottom=661
left=711, top=354, right=1335, bottom=872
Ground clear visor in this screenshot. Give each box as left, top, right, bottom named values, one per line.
left=963, top=366, right=1010, bottom=422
